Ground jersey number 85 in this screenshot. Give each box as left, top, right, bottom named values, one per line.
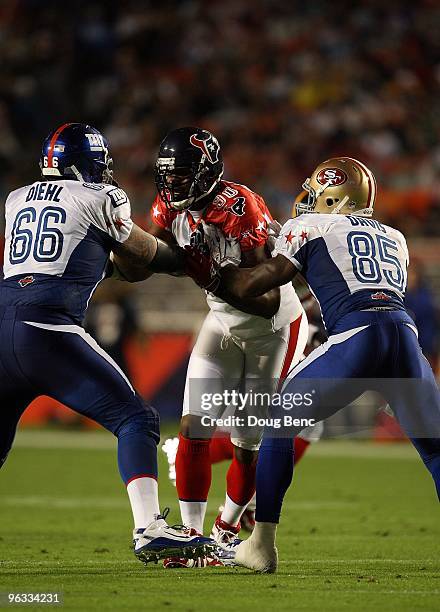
left=347, top=231, right=405, bottom=292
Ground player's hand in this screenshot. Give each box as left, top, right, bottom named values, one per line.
left=268, top=220, right=282, bottom=238
left=266, top=219, right=283, bottom=252
left=203, top=223, right=241, bottom=268
left=184, top=245, right=220, bottom=293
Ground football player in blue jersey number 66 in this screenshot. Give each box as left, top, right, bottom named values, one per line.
left=186, top=156, right=440, bottom=573
left=0, top=122, right=215, bottom=565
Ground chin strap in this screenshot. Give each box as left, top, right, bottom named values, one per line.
left=68, top=165, right=85, bottom=182
left=331, top=195, right=350, bottom=214
left=350, top=207, right=374, bottom=217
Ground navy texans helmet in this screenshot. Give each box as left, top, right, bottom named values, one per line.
left=155, top=126, right=224, bottom=210
left=39, top=122, right=113, bottom=184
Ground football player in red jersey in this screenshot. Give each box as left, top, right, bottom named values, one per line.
left=149, top=127, right=316, bottom=562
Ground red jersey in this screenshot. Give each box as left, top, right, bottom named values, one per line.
left=150, top=180, right=273, bottom=253
left=150, top=180, right=303, bottom=339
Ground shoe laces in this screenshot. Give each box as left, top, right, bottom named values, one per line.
left=155, top=507, right=170, bottom=522
left=156, top=508, right=199, bottom=535
left=216, top=526, right=239, bottom=543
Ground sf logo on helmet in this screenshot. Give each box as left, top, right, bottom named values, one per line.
left=189, top=133, right=220, bottom=164
left=316, top=168, right=348, bottom=186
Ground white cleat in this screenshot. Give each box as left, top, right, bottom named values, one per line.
left=211, top=514, right=241, bottom=547
left=209, top=515, right=242, bottom=566
left=133, top=508, right=215, bottom=565
left=161, top=437, right=179, bottom=486
left=234, top=534, right=278, bottom=574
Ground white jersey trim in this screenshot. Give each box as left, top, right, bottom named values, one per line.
left=281, top=325, right=369, bottom=392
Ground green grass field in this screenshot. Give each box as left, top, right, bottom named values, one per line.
left=0, top=428, right=438, bottom=611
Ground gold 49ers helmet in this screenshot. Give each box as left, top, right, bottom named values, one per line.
left=292, top=189, right=308, bottom=218
left=297, top=157, right=376, bottom=217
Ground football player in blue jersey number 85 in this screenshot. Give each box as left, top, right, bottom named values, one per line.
left=0, top=122, right=216, bottom=565
left=186, top=157, right=440, bottom=573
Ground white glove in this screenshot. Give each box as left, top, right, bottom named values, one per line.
left=266, top=219, right=283, bottom=252
left=268, top=219, right=282, bottom=238
left=203, top=223, right=241, bottom=268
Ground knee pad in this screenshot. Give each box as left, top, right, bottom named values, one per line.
left=115, top=395, right=160, bottom=443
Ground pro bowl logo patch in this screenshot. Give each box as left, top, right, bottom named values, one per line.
left=316, top=168, right=348, bottom=186
left=189, top=133, right=220, bottom=164
left=18, top=275, right=35, bottom=288
left=371, top=291, right=392, bottom=301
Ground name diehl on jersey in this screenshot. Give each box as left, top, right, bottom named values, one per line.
left=1, top=180, right=133, bottom=321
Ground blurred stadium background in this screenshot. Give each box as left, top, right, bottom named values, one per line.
left=0, top=0, right=439, bottom=433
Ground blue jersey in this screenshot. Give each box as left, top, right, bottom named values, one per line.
left=274, top=214, right=409, bottom=333
left=0, top=180, right=133, bottom=322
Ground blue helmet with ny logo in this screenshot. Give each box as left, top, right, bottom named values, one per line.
left=39, top=123, right=114, bottom=184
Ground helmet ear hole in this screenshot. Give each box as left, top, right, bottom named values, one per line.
left=326, top=197, right=340, bottom=207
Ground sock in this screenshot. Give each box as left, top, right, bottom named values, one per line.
left=117, top=431, right=158, bottom=485
left=252, top=521, right=278, bottom=548
left=246, top=492, right=256, bottom=512
left=294, top=436, right=310, bottom=464
left=176, top=433, right=211, bottom=533
left=178, top=500, right=208, bottom=534
left=126, top=476, right=160, bottom=528
left=210, top=435, right=234, bottom=464
left=255, top=437, right=294, bottom=523
left=220, top=495, right=246, bottom=527
left=221, top=454, right=256, bottom=526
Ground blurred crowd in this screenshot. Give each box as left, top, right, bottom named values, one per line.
left=1, top=0, right=440, bottom=232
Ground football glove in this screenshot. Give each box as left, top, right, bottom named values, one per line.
left=184, top=245, right=221, bottom=293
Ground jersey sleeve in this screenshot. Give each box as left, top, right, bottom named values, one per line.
left=273, top=219, right=313, bottom=271
left=84, top=185, right=133, bottom=243
left=223, top=191, right=270, bottom=252
left=401, top=234, right=410, bottom=268
left=150, top=194, right=174, bottom=231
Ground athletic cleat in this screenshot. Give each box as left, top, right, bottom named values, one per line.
left=133, top=508, right=216, bottom=565
left=211, top=542, right=240, bottom=566
left=241, top=508, right=256, bottom=533
left=211, top=514, right=241, bottom=549
left=163, top=555, right=224, bottom=568
left=234, top=534, right=278, bottom=573
left=161, top=437, right=179, bottom=486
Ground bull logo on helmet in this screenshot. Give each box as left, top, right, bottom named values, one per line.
left=189, top=133, right=220, bottom=164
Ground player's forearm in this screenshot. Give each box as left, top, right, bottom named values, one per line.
left=218, top=264, right=276, bottom=299
left=110, top=253, right=154, bottom=282
left=216, top=285, right=280, bottom=319
left=111, top=226, right=185, bottom=282
left=218, top=255, right=297, bottom=300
